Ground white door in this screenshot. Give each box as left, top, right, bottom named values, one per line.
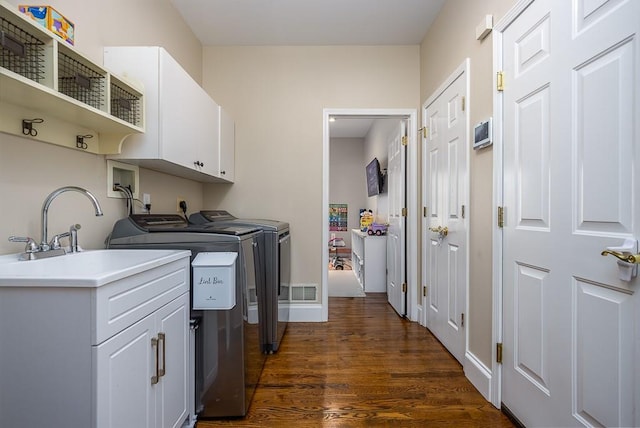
left=421, top=65, right=468, bottom=364
left=160, top=49, right=220, bottom=176
left=387, top=120, right=407, bottom=316
left=95, top=314, right=156, bottom=428
left=156, top=293, right=189, bottom=428
left=501, top=0, right=639, bottom=426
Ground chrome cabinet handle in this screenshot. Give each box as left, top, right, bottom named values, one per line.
left=158, top=332, right=166, bottom=377
left=151, top=336, right=159, bottom=385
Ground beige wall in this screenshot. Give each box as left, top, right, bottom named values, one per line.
left=363, top=118, right=401, bottom=220
left=419, top=0, right=516, bottom=366
left=201, top=46, right=420, bottom=290
left=0, top=0, right=204, bottom=255
left=329, top=138, right=365, bottom=249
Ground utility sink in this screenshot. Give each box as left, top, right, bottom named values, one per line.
left=0, top=249, right=191, bottom=287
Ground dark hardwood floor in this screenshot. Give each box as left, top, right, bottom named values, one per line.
left=197, top=294, right=514, bottom=427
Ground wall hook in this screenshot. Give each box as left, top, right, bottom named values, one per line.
left=76, top=134, right=93, bottom=150
left=22, top=118, right=44, bottom=137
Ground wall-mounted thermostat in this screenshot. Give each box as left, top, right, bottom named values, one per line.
left=473, top=118, right=492, bottom=149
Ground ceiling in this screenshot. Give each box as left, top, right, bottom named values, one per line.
left=169, top=0, right=446, bottom=46
left=329, top=118, right=375, bottom=139
left=169, top=0, right=445, bottom=138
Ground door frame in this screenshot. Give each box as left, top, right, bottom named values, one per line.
left=491, top=0, right=536, bottom=409
left=322, top=108, right=418, bottom=322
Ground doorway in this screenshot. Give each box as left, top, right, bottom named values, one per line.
left=322, top=108, right=418, bottom=321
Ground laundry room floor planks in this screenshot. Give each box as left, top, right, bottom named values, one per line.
left=196, top=294, right=514, bottom=427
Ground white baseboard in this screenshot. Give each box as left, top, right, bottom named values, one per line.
left=464, top=351, right=493, bottom=403
left=288, top=303, right=324, bottom=322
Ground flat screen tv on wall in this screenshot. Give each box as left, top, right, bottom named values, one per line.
left=365, top=158, right=383, bottom=197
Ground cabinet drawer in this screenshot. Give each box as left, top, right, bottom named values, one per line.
left=92, top=258, right=189, bottom=345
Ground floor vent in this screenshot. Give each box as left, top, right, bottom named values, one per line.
left=290, top=284, right=318, bottom=302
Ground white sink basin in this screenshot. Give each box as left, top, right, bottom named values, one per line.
left=0, top=249, right=191, bottom=287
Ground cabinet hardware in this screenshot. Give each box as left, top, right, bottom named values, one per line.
left=76, top=134, right=93, bottom=150
left=22, top=118, right=43, bottom=137
left=158, top=332, right=166, bottom=377
left=151, top=336, right=159, bottom=385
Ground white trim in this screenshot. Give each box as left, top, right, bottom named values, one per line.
left=406, top=110, right=418, bottom=322
left=464, top=351, right=493, bottom=402
left=423, top=60, right=469, bottom=108
left=494, top=0, right=535, bottom=32
left=288, top=303, right=324, bottom=322
left=491, top=0, right=536, bottom=409
left=322, top=108, right=418, bottom=322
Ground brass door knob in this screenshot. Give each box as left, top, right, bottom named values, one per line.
left=601, top=250, right=640, bottom=264
left=429, top=226, right=449, bottom=237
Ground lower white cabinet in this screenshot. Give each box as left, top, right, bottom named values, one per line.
left=95, top=293, right=189, bottom=428
left=351, top=229, right=387, bottom=292
left=0, top=253, right=191, bottom=428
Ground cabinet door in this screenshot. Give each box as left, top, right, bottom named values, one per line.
left=155, top=293, right=189, bottom=428
left=218, top=107, right=235, bottom=182
left=159, top=50, right=220, bottom=176
left=95, top=314, right=156, bottom=428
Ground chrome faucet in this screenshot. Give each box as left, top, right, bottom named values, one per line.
left=8, top=186, right=102, bottom=260
left=40, top=186, right=103, bottom=251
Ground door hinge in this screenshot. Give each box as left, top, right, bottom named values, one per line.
left=497, top=206, right=504, bottom=228
left=461, top=204, right=465, bottom=219
left=497, top=71, right=504, bottom=91
left=402, top=282, right=407, bottom=293
left=402, top=207, right=407, bottom=217
left=461, top=96, right=466, bottom=112
left=461, top=313, right=465, bottom=328
left=423, top=206, right=428, bottom=217
left=423, top=285, right=427, bottom=297
left=402, top=135, right=408, bottom=146
left=496, top=343, right=503, bottom=364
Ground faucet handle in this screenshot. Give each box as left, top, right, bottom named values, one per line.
left=8, top=236, right=39, bottom=253
left=49, top=232, right=70, bottom=250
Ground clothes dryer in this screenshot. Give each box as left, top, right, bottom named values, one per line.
left=106, top=214, right=266, bottom=419
left=189, top=210, right=290, bottom=353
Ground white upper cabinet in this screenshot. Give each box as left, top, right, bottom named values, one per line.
left=218, top=106, right=235, bottom=182
left=104, top=46, right=233, bottom=183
